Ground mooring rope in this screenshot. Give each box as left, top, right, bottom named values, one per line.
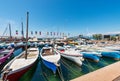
left=57, top=66, right=64, bottom=81
left=61, top=59, right=81, bottom=76
left=84, top=59, right=94, bottom=71
left=99, top=58, right=109, bottom=66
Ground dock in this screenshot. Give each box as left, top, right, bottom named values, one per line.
left=71, top=61, right=120, bottom=81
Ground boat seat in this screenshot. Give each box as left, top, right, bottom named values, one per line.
left=42, top=52, right=53, bottom=56
left=27, top=53, right=37, bottom=57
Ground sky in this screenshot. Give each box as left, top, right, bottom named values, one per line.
left=0, top=0, right=120, bottom=37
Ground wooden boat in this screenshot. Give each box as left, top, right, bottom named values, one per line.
left=1, top=47, right=39, bottom=81
left=40, top=46, right=61, bottom=74
left=57, top=46, right=84, bottom=66
left=0, top=48, right=14, bottom=65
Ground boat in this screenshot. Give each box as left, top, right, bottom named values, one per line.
left=14, top=42, right=25, bottom=49
left=57, top=46, right=84, bottom=66
left=0, top=48, right=14, bottom=65
left=104, top=46, right=120, bottom=51
left=1, top=47, right=39, bottom=81
left=80, top=50, right=101, bottom=62
left=92, top=47, right=120, bottom=60
left=78, top=45, right=120, bottom=61
left=40, top=46, right=61, bottom=74
left=0, top=42, right=8, bottom=49
left=1, top=12, right=39, bottom=81
left=101, top=51, right=120, bottom=60
left=81, top=53, right=100, bottom=62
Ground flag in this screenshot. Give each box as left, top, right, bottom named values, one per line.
left=63, top=33, right=64, bottom=36
left=57, top=32, right=58, bottom=36
left=60, top=32, right=61, bottom=36
left=35, top=31, right=37, bottom=35
left=31, top=31, right=33, bottom=35
left=39, top=31, right=41, bottom=35
left=47, top=32, right=49, bottom=35
left=54, top=32, right=55, bottom=36
left=51, top=32, right=52, bottom=36
left=16, top=30, right=18, bottom=35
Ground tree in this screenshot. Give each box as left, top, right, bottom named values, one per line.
left=93, top=34, right=102, bottom=40
left=110, top=36, right=116, bottom=41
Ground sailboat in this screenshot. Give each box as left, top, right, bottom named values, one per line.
left=1, top=12, right=39, bottom=81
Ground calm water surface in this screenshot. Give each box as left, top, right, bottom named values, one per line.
left=0, top=48, right=119, bottom=81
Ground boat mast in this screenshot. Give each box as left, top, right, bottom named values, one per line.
left=25, top=12, right=29, bottom=59
left=21, top=22, right=24, bottom=39
left=9, top=23, right=12, bottom=40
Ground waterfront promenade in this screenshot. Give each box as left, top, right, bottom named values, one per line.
left=71, top=61, right=120, bottom=81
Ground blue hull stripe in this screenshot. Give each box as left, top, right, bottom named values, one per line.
left=42, top=59, right=57, bottom=73
left=83, top=54, right=99, bottom=62
left=102, top=52, right=120, bottom=59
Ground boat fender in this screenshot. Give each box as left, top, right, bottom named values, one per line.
left=4, top=68, right=12, bottom=74
left=2, top=68, right=12, bottom=81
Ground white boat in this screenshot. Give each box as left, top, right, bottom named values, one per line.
left=40, top=46, right=61, bottom=74
left=57, top=46, right=84, bottom=66
left=104, top=46, right=120, bottom=51
left=80, top=46, right=120, bottom=60
left=1, top=47, right=39, bottom=81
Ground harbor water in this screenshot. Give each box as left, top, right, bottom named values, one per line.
left=0, top=47, right=119, bottom=81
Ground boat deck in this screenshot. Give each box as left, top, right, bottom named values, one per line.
left=10, top=58, right=36, bottom=71
left=71, top=61, right=120, bottom=81
left=9, top=49, right=38, bottom=71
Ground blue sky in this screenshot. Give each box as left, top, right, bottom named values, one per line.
left=0, top=0, right=120, bottom=37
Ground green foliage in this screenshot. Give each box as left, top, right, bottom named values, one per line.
left=110, top=36, right=116, bottom=41
left=92, top=34, right=102, bottom=40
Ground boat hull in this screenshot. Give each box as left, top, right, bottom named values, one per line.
left=82, top=54, right=100, bottom=62
left=2, top=58, right=38, bottom=81
left=40, top=47, right=61, bottom=74
left=42, top=59, right=57, bottom=74
left=101, top=52, right=120, bottom=60
left=0, top=49, right=14, bottom=65
left=61, top=53, right=83, bottom=66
